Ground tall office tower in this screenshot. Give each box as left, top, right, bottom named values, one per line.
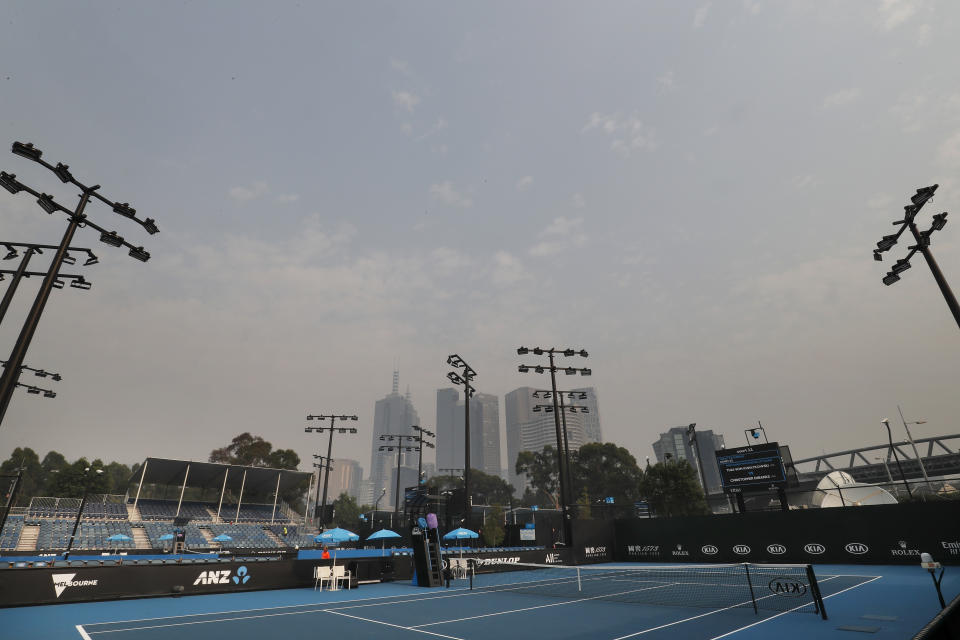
left=571, top=387, right=602, bottom=444
left=505, top=387, right=536, bottom=493
left=652, top=426, right=726, bottom=494
left=436, top=388, right=460, bottom=473
left=506, top=386, right=586, bottom=495
left=325, top=459, right=363, bottom=502
left=369, top=370, right=420, bottom=510
left=472, top=393, right=501, bottom=477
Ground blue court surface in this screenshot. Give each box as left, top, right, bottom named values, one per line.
left=2, top=563, right=956, bottom=640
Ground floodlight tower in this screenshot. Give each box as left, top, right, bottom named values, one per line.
left=517, top=346, right=590, bottom=547
left=305, top=413, right=358, bottom=527
left=0, top=142, right=158, bottom=429
left=873, top=185, right=959, bottom=329
left=0, top=242, right=97, bottom=325
left=446, top=354, right=476, bottom=527
left=531, top=388, right=591, bottom=511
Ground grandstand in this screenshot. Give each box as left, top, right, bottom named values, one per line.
left=0, top=458, right=312, bottom=554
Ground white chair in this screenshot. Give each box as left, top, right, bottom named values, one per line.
left=313, top=565, right=332, bottom=591
left=332, top=564, right=351, bottom=590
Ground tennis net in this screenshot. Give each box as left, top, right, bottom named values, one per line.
left=459, top=560, right=827, bottom=618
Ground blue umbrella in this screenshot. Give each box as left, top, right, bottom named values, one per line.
left=212, top=534, right=233, bottom=542
left=442, top=527, right=478, bottom=540
left=366, top=528, right=401, bottom=556
left=106, top=534, right=132, bottom=542
left=314, top=527, right=359, bottom=544
left=158, top=534, right=174, bottom=541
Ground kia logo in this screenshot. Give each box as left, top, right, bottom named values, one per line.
left=803, top=543, right=826, bottom=555
left=732, top=544, right=751, bottom=555
left=768, top=577, right=808, bottom=597
left=845, top=542, right=869, bottom=555
left=766, top=544, right=787, bottom=555
left=701, top=545, right=719, bottom=555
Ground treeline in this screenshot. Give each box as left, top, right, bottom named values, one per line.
left=1, top=447, right=136, bottom=506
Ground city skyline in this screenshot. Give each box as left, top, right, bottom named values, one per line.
left=2, top=3, right=958, bottom=483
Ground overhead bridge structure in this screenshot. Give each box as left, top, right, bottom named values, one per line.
left=791, top=433, right=960, bottom=486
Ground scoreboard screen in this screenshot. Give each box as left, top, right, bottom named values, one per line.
left=715, top=442, right=786, bottom=491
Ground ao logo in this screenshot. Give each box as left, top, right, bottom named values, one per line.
left=845, top=543, right=869, bottom=555
left=701, top=545, right=719, bottom=555
left=804, top=543, right=826, bottom=555
left=732, top=544, right=751, bottom=555
left=766, top=544, right=787, bottom=555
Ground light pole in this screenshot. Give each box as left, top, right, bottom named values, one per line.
left=379, top=435, right=418, bottom=528
left=446, top=354, right=476, bottom=528
left=2, top=360, right=62, bottom=399
left=531, top=389, right=590, bottom=510
left=897, top=405, right=934, bottom=492
left=882, top=418, right=913, bottom=499
left=687, top=423, right=708, bottom=494
left=873, top=184, right=959, bottom=329
left=517, top=346, right=590, bottom=547
left=0, top=142, right=158, bottom=429
left=0, top=242, right=97, bottom=325
left=368, top=487, right=387, bottom=530
left=410, top=425, right=435, bottom=485
left=305, top=413, right=358, bottom=528
left=874, top=455, right=895, bottom=484
left=63, top=466, right=103, bottom=560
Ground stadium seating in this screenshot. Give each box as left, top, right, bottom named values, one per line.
left=134, top=499, right=213, bottom=521
left=220, top=503, right=289, bottom=523
left=206, top=523, right=277, bottom=548
left=0, top=516, right=24, bottom=550
left=36, top=519, right=136, bottom=550
left=140, top=521, right=208, bottom=549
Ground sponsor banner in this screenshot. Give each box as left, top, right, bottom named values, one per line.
left=614, top=501, right=960, bottom=566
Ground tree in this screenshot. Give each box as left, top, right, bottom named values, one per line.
left=570, top=442, right=643, bottom=507
left=515, top=446, right=561, bottom=508
left=638, top=460, right=709, bottom=517
left=331, top=492, right=362, bottom=531
left=0, top=447, right=42, bottom=506
left=469, top=469, right=515, bottom=506
left=210, top=433, right=276, bottom=467
left=481, top=504, right=504, bottom=546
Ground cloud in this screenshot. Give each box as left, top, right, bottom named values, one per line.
left=571, top=193, right=586, bottom=209
left=916, top=23, right=931, bottom=45
left=389, top=58, right=412, bottom=76
left=937, top=130, right=960, bottom=167
left=878, top=0, right=920, bottom=31
left=228, top=181, right=268, bottom=203
left=415, top=118, right=448, bottom=141
left=658, top=71, right=677, bottom=93
left=582, top=112, right=658, bottom=155
left=276, top=194, right=299, bottom=204
left=516, top=176, right=533, bottom=191
left=823, top=88, right=861, bottom=109
left=392, top=90, right=421, bottom=112
left=429, top=181, right=473, bottom=208
left=693, top=3, right=711, bottom=28
left=490, top=251, right=530, bottom=286
left=529, top=216, right=586, bottom=257
left=401, top=122, right=413, bottom=135
left=867, top=193, right=894, bottom=210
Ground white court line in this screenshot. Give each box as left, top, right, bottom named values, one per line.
left=607, top=574, right=848, bottom=640
left=706, top=575, right=882, bottom=640
left=324, top=609, right=466, bottom=640
left=76, top=625, right=93, bottom=640
left=413, top=583, right=676, bottom=627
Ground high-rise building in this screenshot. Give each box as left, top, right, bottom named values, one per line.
left=473, top=393, right=501, bottom=477
left=435, top=389, right=501, bottom=479
left=435, top=388, right=460, bottom=473
left=505, top=386, right=585, bottom=495
left=652, top=426, right=726, bottom=494
left=369, top=370, right=420, bottom=511
left=324, top=459, right=362, bottom=502
left=571, top=387, right=602, bottom=444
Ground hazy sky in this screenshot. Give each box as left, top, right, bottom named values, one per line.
left=2, top=1, right=959, bottom=479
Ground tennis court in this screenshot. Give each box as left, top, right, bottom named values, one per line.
left=3, top=563, right=955, bottom=639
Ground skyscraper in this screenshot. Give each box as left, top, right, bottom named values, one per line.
left=505, top=386, right=586, bottom=495
left=325, top=459, right=363, bottom=502
left=435, top=389, right=501, bottom=478
left=369, top=370, right=420, bottom=510
left=652, top=426, right=726, bottom=494
left=571, top=386, right=602, bottom=444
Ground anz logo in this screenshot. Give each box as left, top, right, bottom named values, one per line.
left=845, top=543, right=869, bottom=555
left=804, top=543, right=826, bottom=555
left=768, top=577, right=808, bottom=598
left=193, top=566, right=251, bottom=586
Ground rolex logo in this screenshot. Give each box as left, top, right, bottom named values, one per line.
left=899, top=540, right=907, bottom=549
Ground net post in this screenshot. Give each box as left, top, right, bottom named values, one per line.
left=805, top=564, right=827, bottom=620
left=743, top=563, right=758, bottom=615
left=577, top=567, right=582, bottom=592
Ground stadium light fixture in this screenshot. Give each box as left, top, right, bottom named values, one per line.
left=99, top=231, right=124, bottom=247
left=3, top=245, right=18, bottom=260
left=112, top=202, right=136, bottom=218
left=876, top=235, right=898, bottom=252
left=891, top=259, right=912, bottom=275
left=84, top=251, right=99, bottom=266
left=882, top=273, right=901, bottom=286
left=931, top=212, right=947, bottom=231
left=128, top=246, right=150, bottom=262
left=912, top=184, right=938, bottom=207
left=517, top=346, right=529, bottom=355
left=580, top=368, right=592, bottom=376
left=563, top=348, right=575, bottom=357
left=53, top=163, right=73, bottom=183
left=36, top=194, right=59, bottom=214
left=51, top=279, right=64, bottom=290
left=0, top=171, right=23, bottom=194
left=142, top=218, right=159, bottom=235
left=518, top=365, right=529, bottom=373
left=11, top=141, right=42, bottom=161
